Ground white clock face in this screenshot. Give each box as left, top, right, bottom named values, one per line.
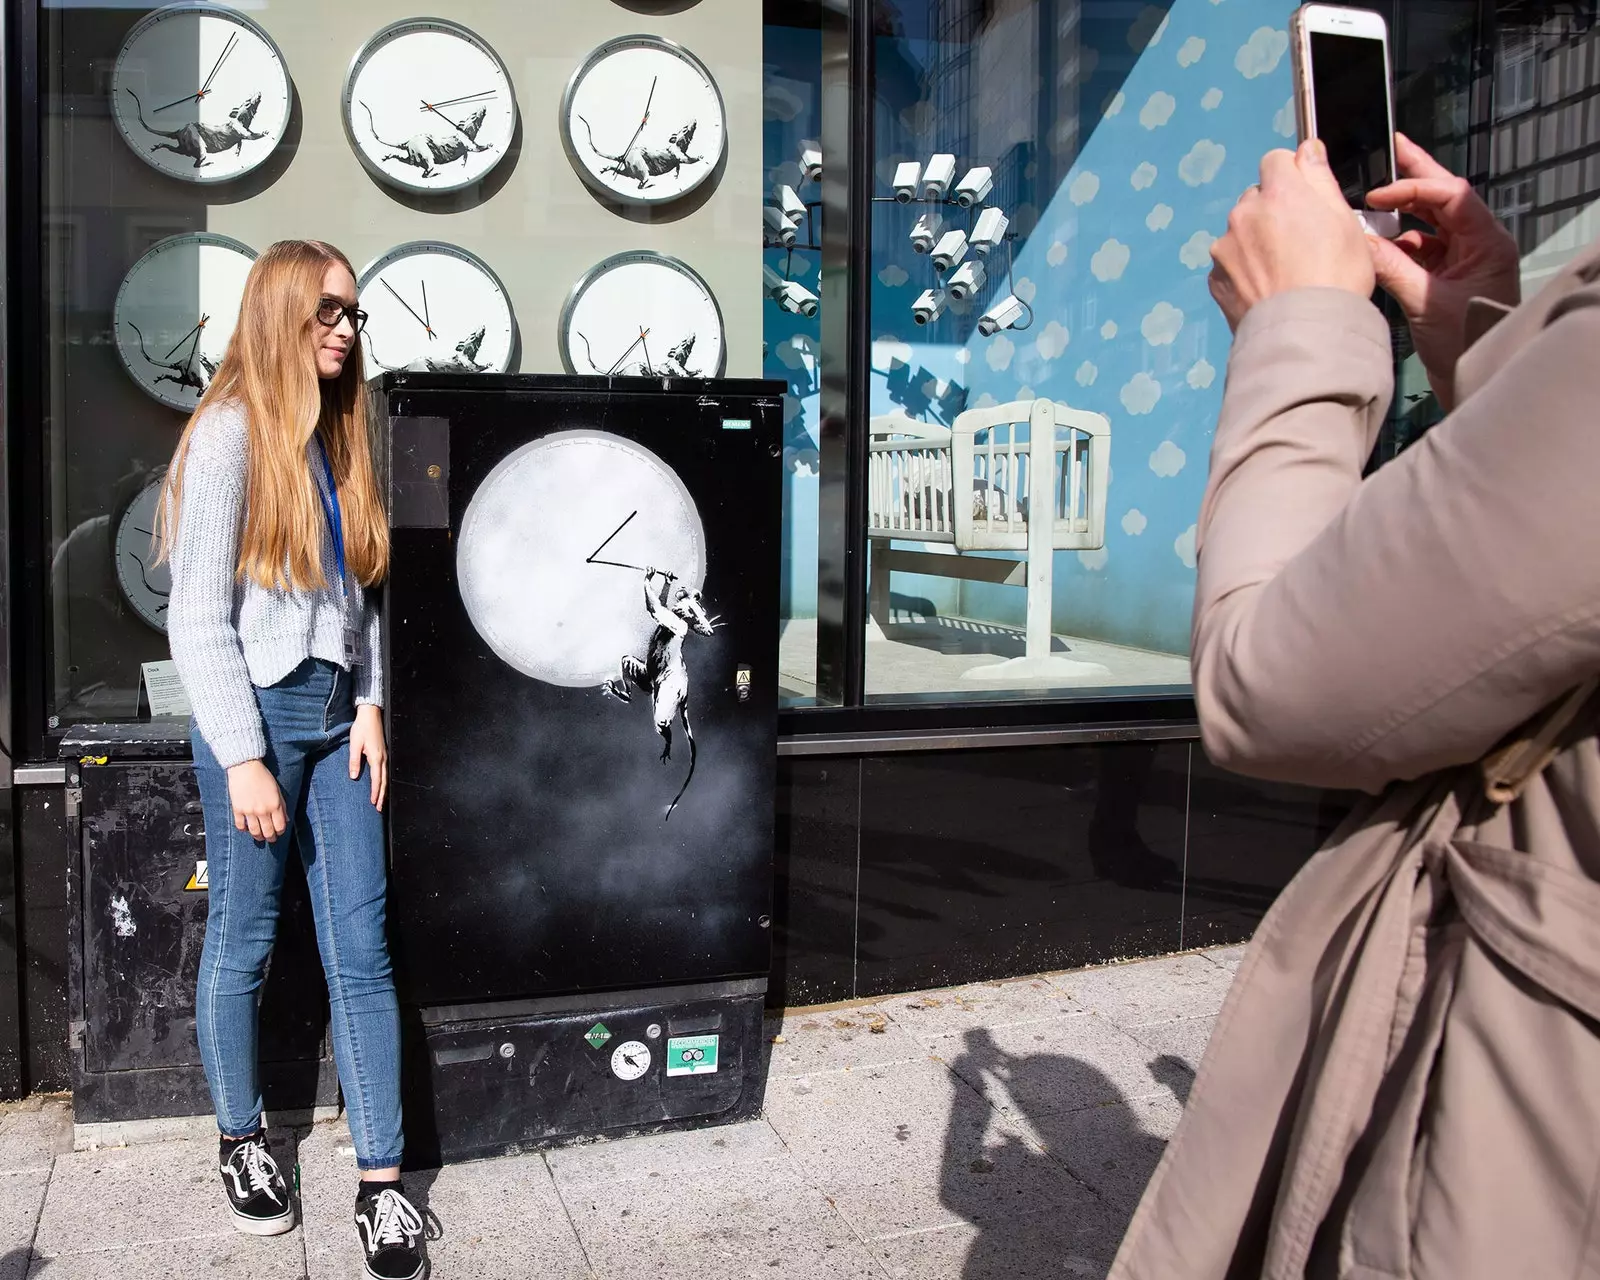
left=610, top=1041, right=651, bottom=1082
left=560, top=252, right=724, bottom=379
left=359, top=242, right=515, bottom=379
left=111, top=2, right=292, bottom=185
left=114, top=233, right=257, bottom=412
left=343, top=18, right=517, bottom=194
left=457, top=431, right=706, bottom=688
left=561, top=35, right=727, bottom=207
left=115, top=476, right=172, bottom=633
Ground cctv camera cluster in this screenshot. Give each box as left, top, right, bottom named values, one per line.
left=886, top=153, right=1031, bottom=336
left=763, top=139, right=823, bottom=319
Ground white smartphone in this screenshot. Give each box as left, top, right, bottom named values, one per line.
left=1290, top=3, right=1401, bottom=239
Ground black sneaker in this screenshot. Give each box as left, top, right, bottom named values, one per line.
left=354, top=1184, right=425, bottom=1280
left=218, top=1131, right=295, bottom=1236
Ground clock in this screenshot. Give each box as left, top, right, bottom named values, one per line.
left=342, top=18, right=518, bottom=194
left=456, top=431, right=707, bottom=688
left=610, top=1040, right=652, bottom=1082
left=110, top=2, right=292, bottom=185
left=113, top=232, right=257, bottom=412
left=114, top=475, right=172, bottom=633
left=560, top=34, right=727, bottom=207
left=358, top=241, right=516, bottom=378
left=559, top=251, right=725, bottom=378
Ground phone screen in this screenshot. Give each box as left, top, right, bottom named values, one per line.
left=1309, top=31, right=1394, bottom=207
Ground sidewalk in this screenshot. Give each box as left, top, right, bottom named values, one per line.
left=0, top=947, right=1240, bottom=1280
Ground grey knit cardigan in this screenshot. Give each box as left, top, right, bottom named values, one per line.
left=167, top=400, right=382, bottom=769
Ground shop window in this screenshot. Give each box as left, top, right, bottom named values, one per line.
left=856, top=0, right=1301, bottom=702
left=1495, top=36, right=1539, bottom=118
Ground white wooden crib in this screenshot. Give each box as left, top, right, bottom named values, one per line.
left=868, top=398, right=1111, bottom=668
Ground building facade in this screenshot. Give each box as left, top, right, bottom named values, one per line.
left=0, top=0, right=1592, bottom=1103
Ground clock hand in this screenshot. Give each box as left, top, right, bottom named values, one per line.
left=620, top=76, right=658, bottom=158
left=421, top=279, right=431, bottom=332
left=184, top=316, right=208, bottom=373
left=605, top=327, right=650, bottom=376
left=640, top=332, right=655, bottom=377
left=424, top=90, right=497, bottom=110
left=152, top=89, right=204, bottom=113
left=198, top=31, right=239, bottom=100
left=162, top=319, right=203, bottom=361
left=381, top=279, right=435, bottom=338
left=585, top=509, right=641, bottom=569
left=422, top=102, right=481, bottom=145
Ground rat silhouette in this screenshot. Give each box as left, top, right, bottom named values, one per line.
left=371, top=327, right=492, bottom=374
left=362, top=102, right=490, bottom=179
left=127, top=90, right=270, bottom=170
left=129, top=322, right=215, bottom=398
left=601, top=566, right=718, bottom=820
left=576, top=115, right=705, bottom=191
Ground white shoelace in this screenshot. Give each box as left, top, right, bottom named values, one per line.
left=366, top=1188, right=423, bottom=1250
left=227, top=1140, right=283, bottom=1206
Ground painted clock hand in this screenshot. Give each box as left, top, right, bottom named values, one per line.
left=421, top=102, right=481, bottom=145
left=605, top=327, right=650, bottom=376
left=586, top=510, right=643, bottom=571
left=183, top=316, right=209, bottom=374
left=425, top=89, right=497, bottom=110
left=620, top=76, right=658, bottom=158
left=152, top=90, right=204, bottom=113
left=421, top=280, right=431, bottom=333
left=382, top=279, right=435, bottom=338
left=162, top=319, right=204, bottom=361
left=198, top=31, right=239, bottom=100
left=640, top=331, right=656, bottom=377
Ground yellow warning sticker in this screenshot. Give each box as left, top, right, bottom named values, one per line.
left=184, top=861, right=209, bottom=891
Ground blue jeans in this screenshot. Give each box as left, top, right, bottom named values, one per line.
left=192, top=659, right=403, bottom=1171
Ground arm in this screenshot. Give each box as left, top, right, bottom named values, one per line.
left=167, top=408, right=267, bottom=769
left=354, top=588, right=383, bottom=708
left=641, top=568, right=677, bottom=629
left=1194, top=286, right=1600, bottom=791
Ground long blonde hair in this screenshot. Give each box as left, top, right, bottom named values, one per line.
left=156, top=239, right=389, bottom=590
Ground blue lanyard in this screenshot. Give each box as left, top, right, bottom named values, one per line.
left=313, top=435, right=347, bottom=599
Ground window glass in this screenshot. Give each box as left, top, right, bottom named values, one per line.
left=41, top=2, right=798, bottom=726
left=861, top=0, right=1297, bottom=702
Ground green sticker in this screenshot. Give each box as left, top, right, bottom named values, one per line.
left=666, top=1034, right=719, bottom=1077
left=584, top=1023, right=613, bottom=1050
left=721, top=418, right=752, bottom=430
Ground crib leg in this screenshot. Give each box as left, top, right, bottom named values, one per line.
left=869, top=542, right=892, bottom=626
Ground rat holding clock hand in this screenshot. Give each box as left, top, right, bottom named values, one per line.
left=159, top=241, right=426, bottom=1279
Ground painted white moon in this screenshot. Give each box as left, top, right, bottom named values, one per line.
left=457, top=431, right=706, bottom=687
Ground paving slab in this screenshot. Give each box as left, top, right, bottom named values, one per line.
left=869, top=1201, right=1126, bottom=1280
left=1205, top=945, right=1248, bottom=973
left=1033, top=1094, right=1183, bottom=1213
left=938, top=1015, right=1170, bottom=1131
left=1048, top=954, right=1234, bottom=1029
left=875, top=976, right=1084, bottom=1042
left=563, top=1161, right=880, bottom=1280
left=23, top=1231, right=306, bottom=1279
left=0, top=1101, right=70, bottom=1175
left=765, top=1005, right=925, bottom=1078
left=545, top=1117, right=787, bottom=1191
left=1127, top=1016, right=1216, bottom=1078
left=1, top=1170, right=48, bottom=1280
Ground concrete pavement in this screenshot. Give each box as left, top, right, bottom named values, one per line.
left=0, top=946, right=1241, bottom=1279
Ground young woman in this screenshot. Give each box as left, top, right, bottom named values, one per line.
left=158, top=239, right=425, bottom=1280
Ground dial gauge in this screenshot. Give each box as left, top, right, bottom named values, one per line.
left=456, top=431, right=707, bottom=688
left=358, top=241, right=516, bottom=378
left=113, top=232, right=257, bottom=412
left=114, top=475, right=172, bottom=633
left=343, top=18, right=518, bottom=194
left=560, top=34, right=727, bottom=207
left=110, top=2, right=292, bottom=185
left=610, top=1040, right=652, bottom=1081
left=559, top=251, right=724, bottom=379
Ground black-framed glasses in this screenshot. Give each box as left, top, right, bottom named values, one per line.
left=315, top=297, right=368, bottom=332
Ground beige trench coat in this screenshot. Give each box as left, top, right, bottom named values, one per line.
left=1110, top=246, right=1600, bottom=1279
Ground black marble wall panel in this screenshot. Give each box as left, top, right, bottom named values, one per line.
left=771, top=757, right=859, bottom=1008
left=20, top=787, right=69, bottom=1092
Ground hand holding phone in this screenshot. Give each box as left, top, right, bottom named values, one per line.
left=1291, top=3, right=1401, bottom=239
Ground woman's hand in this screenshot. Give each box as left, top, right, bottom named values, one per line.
left=350, top=705, right=388, bottom=813
left=1209, top=140, right=1375, bottom=332
left=1365, top=133, right=1521, bottom=410
left=227, top=760, right=287, bottom=843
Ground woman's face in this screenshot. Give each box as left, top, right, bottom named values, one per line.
left=313, top=262, right=359, bottom=380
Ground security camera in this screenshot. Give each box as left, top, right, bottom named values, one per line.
left=954, top=166, right=994, bottom=208
left=775, top=184, right=807, bottom=221
left=763, top=205, right=798, bottom=248
left=970, top=206, right=1010, bottom=254
left=947, top=259, right=987, bottom=301
left=921, top=153, right=957, bottom=201
left=763, top=264, right=786, bottom=294
left=799, top=140, right=822, bottom=182
left=909, top=209, right=944, bottom=254
left=931, top=229, right=969, bottom=272
left=911, top=288, right=948, bottom=326
left=977, top=292, right=1027, bottom=335
left=891, top=160, right=922, bottom=203
left=774, top=281, right=820, bottom=317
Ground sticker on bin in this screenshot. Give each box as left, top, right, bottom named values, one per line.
left=184, top=860, right=209, bottom=891
left=666, top=1034, right=720, bottom=1077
